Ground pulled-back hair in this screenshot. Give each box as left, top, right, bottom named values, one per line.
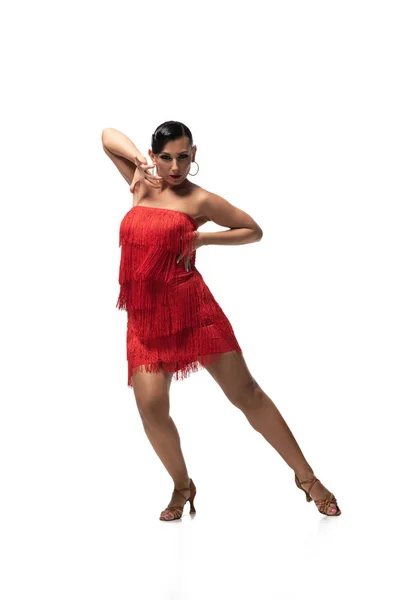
left=151, top=121, right=193, bottom=154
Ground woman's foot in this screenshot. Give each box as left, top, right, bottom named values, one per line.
left=160, top=478, right=192, bottom=521
left=295, top=471, right=341, bottom=516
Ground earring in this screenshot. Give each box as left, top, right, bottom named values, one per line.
left=189, top=161, right=199, bottom=176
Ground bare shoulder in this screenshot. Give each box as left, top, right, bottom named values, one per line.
left=191, top=184, right=211, bottom=221
left=197, top=187, right=263, bottom=233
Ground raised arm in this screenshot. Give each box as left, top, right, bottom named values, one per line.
left=101, top=128, right=147, bottom=186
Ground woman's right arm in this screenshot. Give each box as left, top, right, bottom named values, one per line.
left=101, top=128, right=147, bottom=185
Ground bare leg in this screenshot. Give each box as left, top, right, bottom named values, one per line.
left=242, top=394, right=339, bottom=514
left=131, top=367, right=191, bottom=519
left=141, top=417, right=191, bottom=489
left=205, top=351, right=339, bottom=515
left=242, top=391, right=314, bottom=478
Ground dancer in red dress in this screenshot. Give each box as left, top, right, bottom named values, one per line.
left=102, top=121, right=341, bottom=520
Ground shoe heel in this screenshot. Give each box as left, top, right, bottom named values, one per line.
left=295, top=474, right=312, bottom=502
left=189, top=479, right=197, bottom=513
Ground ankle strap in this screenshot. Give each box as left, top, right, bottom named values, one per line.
left=298, top=476, right=320, bottom=493
left=174, top=479, right=192, bottom=500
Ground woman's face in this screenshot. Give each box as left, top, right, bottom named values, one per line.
left=149, top=136, right=196, bottom=186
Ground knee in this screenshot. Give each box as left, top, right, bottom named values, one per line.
left=135, top=394, right=170, bottom=426
left=229, top=378, right=264, bottom=412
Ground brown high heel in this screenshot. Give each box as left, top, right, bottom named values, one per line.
left=295, top=474, right=341, bottom=516
left=159, top=478, right=197, bottom=521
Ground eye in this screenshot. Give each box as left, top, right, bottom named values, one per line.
left=160, top=155, right=189, bottom=160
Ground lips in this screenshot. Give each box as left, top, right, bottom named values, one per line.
left=170, top=174, right=181, bottom=179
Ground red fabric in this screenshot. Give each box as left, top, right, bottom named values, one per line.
left=116, top=205, right=243, bottom=387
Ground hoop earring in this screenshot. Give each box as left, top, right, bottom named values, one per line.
left=189, top=161, right=199, bottom=176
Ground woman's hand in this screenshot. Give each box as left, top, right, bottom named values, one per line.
left=130, top=156, right=163, bottom=193
left=176, top=232, right=204, bottom=272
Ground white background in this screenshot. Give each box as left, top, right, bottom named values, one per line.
left=1, top=1, right=399, bottom=598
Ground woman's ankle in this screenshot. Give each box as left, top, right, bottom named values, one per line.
left=295, top=466, right=315, bottom=481
left=173, top=475, right=191, bottom=488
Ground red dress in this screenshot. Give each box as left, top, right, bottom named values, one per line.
left=116, top=205, right=243, bottom=387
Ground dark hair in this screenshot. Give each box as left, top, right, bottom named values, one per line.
left=151, top=121, right=193, bottom=154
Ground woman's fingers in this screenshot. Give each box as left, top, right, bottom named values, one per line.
left=148, top=181, right=162, bottom=188
left=142, top=165, right=162, bottom=179
left=146, top=178, right=163, bottom=187
left=176, top=255, right=192, bottom=271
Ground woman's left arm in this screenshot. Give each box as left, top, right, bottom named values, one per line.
left=199, top=192, right=263, bottom=246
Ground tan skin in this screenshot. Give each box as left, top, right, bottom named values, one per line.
left=106, top=135, right=340, bottom=518
left=133, top=137, right=209, bottom=226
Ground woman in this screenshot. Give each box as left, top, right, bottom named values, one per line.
left=101, top=121, right=341, bottom=520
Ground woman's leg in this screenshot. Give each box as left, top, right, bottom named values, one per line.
left=131, top=366, right=191, bottom=492
left=204, top=351, right=338, bottom=514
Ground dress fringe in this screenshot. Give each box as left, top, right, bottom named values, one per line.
left=116, top=206, right=243, bottom=387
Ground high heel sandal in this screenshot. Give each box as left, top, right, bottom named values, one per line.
left=295, top=474, right=341, bottom=516
left=159, top=478, right=197, bottom=521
